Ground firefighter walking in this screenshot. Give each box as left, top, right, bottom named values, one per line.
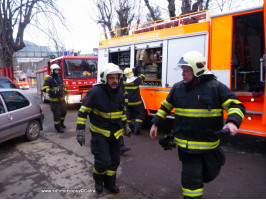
left=42, top=64, right=68, bottom=133
left=150, top=51, right=246, bottom=198
left=76, top=63, right=131, bottom=194
left=123, top=67, right=145, bottom=135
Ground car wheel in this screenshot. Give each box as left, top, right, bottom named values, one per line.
left=25, top=120, right=41, bottom=141
left=41, top=92, right=48, bottom=103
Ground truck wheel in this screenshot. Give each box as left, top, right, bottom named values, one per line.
left=25, top=120, right=41, bottom=141
left=41, top=92, right=49, bottom=103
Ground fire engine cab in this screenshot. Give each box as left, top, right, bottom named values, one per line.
left=98, top=4, right=266, bottom=137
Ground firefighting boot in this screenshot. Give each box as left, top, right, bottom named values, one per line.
left=104, top=175, right=120, bottom=193
left=55, top=124, right=64, bottom=133
left=93, top=173, right=104, bottom=194
left=56, top=127, right=64, bottom=133
left=134, top=122, right=142, bottom=135
left=60, top=121, right=66, bottom=128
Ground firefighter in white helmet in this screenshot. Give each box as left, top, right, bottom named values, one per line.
left=123, top=67, right=145, bottom=135
left=150, top=51, right=246, bottom=198
left=42, top=63, right=68, bottom=133
left=76, top=63, right=131, bottom=194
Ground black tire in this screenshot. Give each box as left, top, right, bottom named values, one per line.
left=41, top=92, right=49, bottom=103
left=25, top=120, right=41, bottom=141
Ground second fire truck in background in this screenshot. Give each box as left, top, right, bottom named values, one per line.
left=36, top=56, right=98, bottom=104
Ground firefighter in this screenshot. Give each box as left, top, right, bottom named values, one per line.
left=149, top=51, right=246, bottom=198
left=42, top=64, right=68, bottom=133
left=76, top=63, right=131, bottom=194
left=123, top=67, right=145, bottom=135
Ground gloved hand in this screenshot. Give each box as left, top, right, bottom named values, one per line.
left=159, top=132, right=176, bottom=150
left=76, top=130, right=85, bottom=146
left=123, top=123, right=131, bottom=137
left=48, top=89, right=55, bottom=95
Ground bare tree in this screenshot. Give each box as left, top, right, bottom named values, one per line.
left=144, top=0, right=157, bottom=21
left=181, top=0, right=208, bottom=14
left=0, top=0, right=64, bottom=67
left=93, top=0, right=115, bottom=39
left=115, top=0, right=135, bottom=36
left=146, top=5, right=162, bottom=22
left=167, top=0, right=176, bottom=17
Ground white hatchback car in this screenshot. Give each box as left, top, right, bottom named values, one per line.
left=0, top=88, right=44, bottom=143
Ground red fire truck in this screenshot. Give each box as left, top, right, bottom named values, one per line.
left=36, top=56, right=98, bottom=104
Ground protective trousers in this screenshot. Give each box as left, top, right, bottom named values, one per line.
left=126, top=104, right=144, bottom=135
left=178, top=147, right=225, bottom=199
left=90, top=132, right=120, bottom=185
left=50, top=100, right=67, bottom=131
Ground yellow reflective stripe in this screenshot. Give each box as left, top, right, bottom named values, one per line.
left=60, top=117, right=65, bottom=120
left=114, top=129, right=123, bottom=139
left=42, top=86, right=49, bottom=90
left=79, top=106, right=91, bottom=113
left=175, top=137, right=220, bottom=150
left=127, top=120, right=132, bottom=123
left=123, top=81, right=134, bottom=85
left=90, top=123, right=110, bottom=137
left=228, top=108, right=245, bottom=120
left=222, top=99, right=242, bottom=111
left=136, top=119, right=143, bottom=123
left=54, top=121, right=60, bottom=124
left=106, top=170, right=116, bottom=176
left=77, top=117, right=87, bottom=124
left=140, top=74, right=145, bottom=78
left=49, top=98, right=62, bottom=101
left=182, top=187, right=203, bottom=197
left=125, top=86, right=139, bottom=89
left=162, top=100, right=174, bottom=111
left=121, top=114, right=127, bottom=121
left=92, top=108, right=123, bottom=119
left=128, top=101, right=142, bottom=105
left=156, top=109, right=167, bottom=119
left=175, top=108, right=222, bottom=117
left=93, top=167, right=106, bottom=175
left=125, top=99, right=128, bottom=103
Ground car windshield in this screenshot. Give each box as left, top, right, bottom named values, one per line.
left=0, top=78, right=15, bottom=88
left=64, top=59, right=98, bottom=79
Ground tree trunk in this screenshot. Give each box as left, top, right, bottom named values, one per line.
left=143, top=0, right=157, bottom=21
left=181, top=0, right=192, bottom=15
left=167, top=0, right=176, bottom=18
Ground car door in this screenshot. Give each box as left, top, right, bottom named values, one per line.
left=0, top=94, right=15, bottom=143
left=0, top=90, right=30, bottom=141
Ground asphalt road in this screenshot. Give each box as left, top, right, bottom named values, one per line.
left=0, top=87, right=265, bottom=199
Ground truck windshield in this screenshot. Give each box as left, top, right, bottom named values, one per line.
left=64, top=59, right=98, bottom=79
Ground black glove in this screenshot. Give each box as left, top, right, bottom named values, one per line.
left=159, top=132, right=176, bottom=150
left=124, top=123, right=131, bottom=137
left=76, top=130, right=85, bottom=146
left=48, top=89, right=55, bottom=95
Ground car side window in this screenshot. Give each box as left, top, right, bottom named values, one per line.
left=0, top=98, right=5, bottom=114
left=0, top=91, right=30, bottom=111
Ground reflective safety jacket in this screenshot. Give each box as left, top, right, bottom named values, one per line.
left=152, top=76, right=246, bottom=153
left=76, top=83, right=127, bottom=139
left=123, top=73, right=145, bottom=106
left=42, top=73, right=67, bottom=102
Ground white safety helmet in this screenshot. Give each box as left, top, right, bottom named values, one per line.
left=100, top=63, right=123, bottom=83
left=124, top=68, right=134, bottom=78
left=124, top=68, right=137, bottom=83
left=177, top=51, right=211, bottom=77
left=50, top=63, right=61, bottom=73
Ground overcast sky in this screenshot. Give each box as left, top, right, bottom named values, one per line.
left=23, top=0, right=262, bottom=54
